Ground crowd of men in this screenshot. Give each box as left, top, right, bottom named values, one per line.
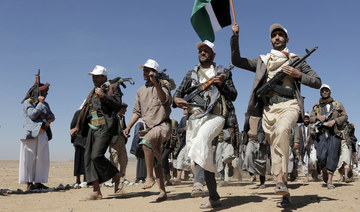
left=19, top=23, right=358, bottom=209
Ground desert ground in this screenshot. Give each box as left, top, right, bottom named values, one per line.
left=1, top=158, right=359, bottom=212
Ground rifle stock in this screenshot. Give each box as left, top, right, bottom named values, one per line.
left=183, top=64, right=234, bottom=103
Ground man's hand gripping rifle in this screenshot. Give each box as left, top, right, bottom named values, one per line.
left=255, top=46, right=318, bottom=105
left=310, top=106, right=335, bottom=134
left=183, top=64, right=234, bottom=108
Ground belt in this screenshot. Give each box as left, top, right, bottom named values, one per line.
left=268, top=95, right=295, bottom=105
left=90, top=116, right=105, bottom=126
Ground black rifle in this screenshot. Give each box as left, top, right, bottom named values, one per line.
left=107, top=77, right=135, bottom=89
left=310, top=106, right=335, bottom=133
left=183, top=64, right=234, bottom=104
left=156, top=69, right=169, bottom=81
left=99, top=77, right=135, bottom=99
left=256, top=46, right=318, bottom=105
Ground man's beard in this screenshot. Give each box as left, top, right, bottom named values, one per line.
left=304, top=121, right=309, bottom=126
left=199, top=56, right=212, bottom=65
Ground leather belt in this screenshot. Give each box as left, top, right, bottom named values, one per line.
left=268, top=95, right=295, bottom=105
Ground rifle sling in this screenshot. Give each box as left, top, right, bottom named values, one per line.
left=198, top=68, right=210, bottom=80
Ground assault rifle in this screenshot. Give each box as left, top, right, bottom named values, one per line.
left=310, top=106, right=335, bottom=134
left=183, top=64, right=234, bottom=105
left=109, top=77, right=135, bottom=88
left=29, top=69, right=41, bottom=103
left=256, top=46, right=318, bottom=105
left=101, top=77, right=135, bottom=91
left=156, top=69, right=169, bottom=81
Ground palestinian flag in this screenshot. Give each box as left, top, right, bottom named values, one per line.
left=191, top=0, right=231, bottom=42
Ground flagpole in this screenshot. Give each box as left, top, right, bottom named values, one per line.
left=230, top=0, right=237, bottom=24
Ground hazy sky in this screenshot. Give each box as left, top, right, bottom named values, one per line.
left=1, top=0, right=359, bottom=161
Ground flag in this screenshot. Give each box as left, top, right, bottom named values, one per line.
left=191, top=0, right=231, bottom=42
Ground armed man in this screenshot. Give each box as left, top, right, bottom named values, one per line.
left=70, top=65, right=124, bottom=200
left=173, top=40, right=237, bottom=209
left=123, top=59, right=172, bottom=202
left=310, top=84, right=348, bottom=189
left=19, top=71, right=55, bottom=191
left=230, top=23, right=321, bottom=208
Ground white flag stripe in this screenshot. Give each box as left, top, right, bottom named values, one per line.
left=205, top=3, right=221, bottom=32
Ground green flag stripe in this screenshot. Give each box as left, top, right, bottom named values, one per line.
left=191, top=0, right=215, bottom=42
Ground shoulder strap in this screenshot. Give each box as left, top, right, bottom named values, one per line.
left=198, top=68, right=210, bottom=80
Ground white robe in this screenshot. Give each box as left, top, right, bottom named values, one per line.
left=19, top=133, right=49, bottom=184
left=187, top=113, right=225, bottom=173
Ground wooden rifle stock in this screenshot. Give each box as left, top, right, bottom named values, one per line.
left=183, top=64, right=234, bottom=103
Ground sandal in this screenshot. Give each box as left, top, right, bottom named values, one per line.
left=114, top=183, right=125, bottom=194
left=191, top=183, right=205, bottom=197
left=199, top=199, right=221, bottom=209
left=170, top=178, right=181, bottom=185
left=276, top=196, right=291, bottom=208
left=142, top=179, right=156, bottom=190
left=327, top=182, right=335, bottom=189
left=274, top=182, right=289, bottom=195
left=345, top=177, right=352, bottom=183
left=155, top=194, right=167, bottom=202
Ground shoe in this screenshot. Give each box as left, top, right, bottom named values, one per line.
left=79, top=182, right=88, bottom=188
left=35, top=183, right=49, bottom=190
left=103, top=182, right=114, bottom=187
left=72, top=183, right=80, bottom=189
left=27, top=184, right=36, bottom=191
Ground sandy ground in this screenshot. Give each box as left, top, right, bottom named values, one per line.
left=0, top=158, right=359, bottom=212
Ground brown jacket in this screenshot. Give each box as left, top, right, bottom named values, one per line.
left=230, top=35, right=322, bottom=121
left=309, top=100, right=348, bottom=138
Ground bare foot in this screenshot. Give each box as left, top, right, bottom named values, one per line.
left=87, top=192, right=102, bottom=200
